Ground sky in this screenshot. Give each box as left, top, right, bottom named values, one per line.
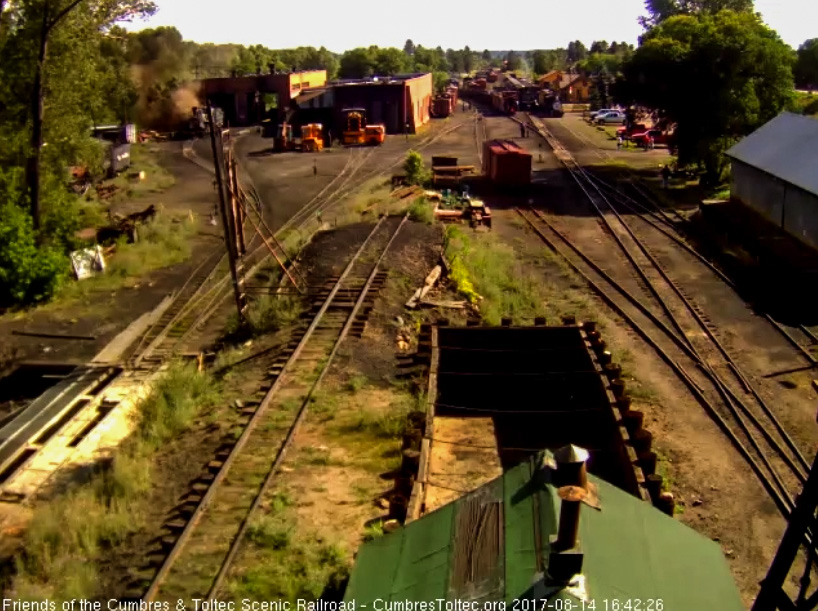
left=122, top=0, right=817, bottom=51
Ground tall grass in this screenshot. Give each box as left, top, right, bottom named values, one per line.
left=444, top=225, right=550, bottom=324
left=226, top=495, right=349, bottom=602
left=407, top=197, right=434, bottom=224
left=55, top=211, right=198, bottom=304
left=11, top=362, right=221, bottom=601
left=136, top=361, right=222, bottom=449
left=227, top=295, right=305, bottom=338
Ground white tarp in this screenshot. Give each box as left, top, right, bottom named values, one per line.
left=70, top=245, right=106, bottom=280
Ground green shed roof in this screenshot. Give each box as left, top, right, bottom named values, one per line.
left=344, top=454, right=743, bottom=609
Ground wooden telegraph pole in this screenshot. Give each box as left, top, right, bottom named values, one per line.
left=228, top=152, right=247, bottom=256
left=753, top=451, right=818, bottom=610
left=207, top=105, right=246, bottom=323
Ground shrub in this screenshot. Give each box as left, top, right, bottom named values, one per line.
left=0, top=202, right=68, bottom=309
left=407, top=197, right=434, bottom=224
left=403, top=150, right=430, bottom=186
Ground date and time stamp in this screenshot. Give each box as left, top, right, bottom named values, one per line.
left=1, top=600, right=666, bottom=611
left=506, top=599, right=665, bottom=611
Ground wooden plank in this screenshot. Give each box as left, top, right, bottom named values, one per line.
left=418, top=438, right=431, bottom=484
left=406, top=481, right=425, bottom=522
left=405, top=288, right=423, bottom=309
left=420, top=299, right=466, bottom=309
left=425, top=327, right=439, bottom=442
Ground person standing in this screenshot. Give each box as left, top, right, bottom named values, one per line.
left=313, top=159, right=318, bottom=177
left=661, top=165, right=671, bottom=189
left=520, top=123, right=526, bottom=138
left=617, top=135, right=623, bottom=150
left=648, top=135, right=655, bottom=150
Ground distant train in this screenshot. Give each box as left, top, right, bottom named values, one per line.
left=503, top=76, right=540, bottom=111
left=491, top=90, right=518, bottom=115
left=538, top=91, right=564, bottom=118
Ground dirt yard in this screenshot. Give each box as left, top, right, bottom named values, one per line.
left=0, top=143, right=222, bottom=375
left=5, top=106, right=810, bottom=605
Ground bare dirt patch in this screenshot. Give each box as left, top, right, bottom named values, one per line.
left=424, top=416, right=503, bottom=513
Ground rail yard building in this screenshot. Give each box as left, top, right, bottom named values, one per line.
left=726, top=112, right=818, bottom=252
left=198, top=70, right=433, bottom=135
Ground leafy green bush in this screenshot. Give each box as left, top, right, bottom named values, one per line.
left=403, top=150, right=430, bottom=186
left=407, top=197, right=434, bottom=224
left=0, top=202, right=68, bottom=309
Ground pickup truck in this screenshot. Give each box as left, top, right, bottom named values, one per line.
left=595, top=111, right=626, bottom=124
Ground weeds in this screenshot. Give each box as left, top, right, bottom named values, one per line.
left=345, top=375, right=368, bottom=393
left=229, top=295, right=304, bottom=337
left=444, top=225, right=550, bottom=324
left=299, top=446, right=343, bottom=467
left=12, top=362, right=221, bottom=600
left=310, top=392, right=339, bottom=420
left=407, top=197, right=434, bottom=224
left=362, top=521, right=384, bottom=542
left=343, top=395, right=411, bottom=439
left=226, top=514, right=349, bottom=602
left=246, top=515, right=293, bottom=550
left=136, top=362, right=222, bottom=450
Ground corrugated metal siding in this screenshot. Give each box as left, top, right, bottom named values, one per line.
left=732, top=160, right=818, bottom=251
left=783, top=185, right=818, bottom=251
left=732, top=160, right=785, bottom=226
left=726, top=112, right=818, bottom=198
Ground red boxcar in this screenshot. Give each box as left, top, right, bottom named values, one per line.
left=482, top=140, right=531, bottom=186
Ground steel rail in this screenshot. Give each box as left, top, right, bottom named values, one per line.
left=517, top=208, right=800, bottom=527
left=142, top=216, right=393, bottom=602
left=526, top=207, right=803, bottom=507
left=519, top=113, right=811, bottom=481
left=207, top=214, right=409, bottom=598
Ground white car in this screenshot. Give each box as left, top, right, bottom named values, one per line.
left=595, top=111, right=626, bottom=124
left=589, top=108, right=617, bottom=119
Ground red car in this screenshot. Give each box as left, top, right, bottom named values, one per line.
left=631, top=129, right=672, bottom=148
left=616, top=123, right=647, bottom=139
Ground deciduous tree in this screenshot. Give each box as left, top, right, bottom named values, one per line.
left=622, top=10, right=794, bottom=183
left=795, top=38, right=818, bottom=90
left=339, top=47, right=374, bottom=79
left=10, top=0, right=156, bottom=230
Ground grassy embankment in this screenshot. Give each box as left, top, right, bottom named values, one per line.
left=10, top=363, right=222, bottom=600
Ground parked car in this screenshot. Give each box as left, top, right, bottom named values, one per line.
left=589, top=108, right=617, bottom=120
left=596, top=111, right=626, bottom=124
left=616, top=123, right=647, bottom=139
left=631, top=129, right=672, bottom=147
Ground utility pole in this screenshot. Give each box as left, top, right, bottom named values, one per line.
left=753, top=450, right=818, bottom=610
left=207, top=105, right=246, bottom=324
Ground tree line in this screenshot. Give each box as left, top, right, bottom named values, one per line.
left=0, top=0, right=817, bottom=308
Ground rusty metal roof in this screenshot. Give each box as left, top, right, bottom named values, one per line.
left=344, top=453, right=744, bottom=608
left=726, top=111, right=818, bottom=197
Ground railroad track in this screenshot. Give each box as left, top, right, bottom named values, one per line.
left=137, top=116, right=477, bottom=361
left=515, top=114, right=813, bottom=535
left=135, top=214, right=408, bottom=602
left=583, top=163, right=818, bottom=369
left=0, top=120, right=469, bottom=500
